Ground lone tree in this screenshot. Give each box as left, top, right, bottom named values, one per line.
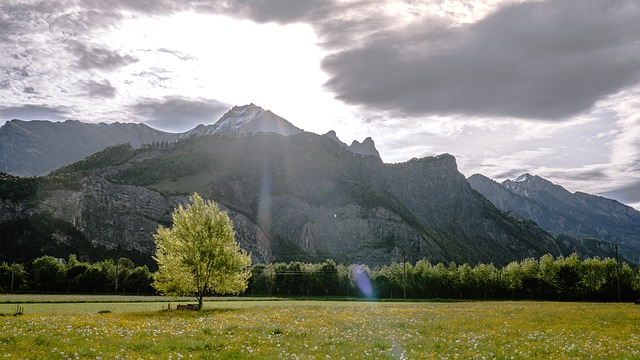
left=152, top=193, right=252, bottom=309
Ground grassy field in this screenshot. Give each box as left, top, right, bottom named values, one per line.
left=1, top=299, right=639, bottom=359
left=0, top=295, right=276, bottom=314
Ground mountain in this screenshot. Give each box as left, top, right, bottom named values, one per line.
left=0, top=119, right=179, bottom=176
left=323, top=130, right=381, bottom=158
left=468, top=173, right=640, bottom=261
left=182, top=104, right=303, bottom=138
left=1, top=131, right=606, bottom=267
left=0, top=104, right=381, bottom=177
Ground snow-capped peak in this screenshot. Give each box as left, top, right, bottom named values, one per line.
left=514, top=173, right=534, bottom=183
left=215, top=104, right=266, bottom=130
left=181, top=103, right=303, bottom=138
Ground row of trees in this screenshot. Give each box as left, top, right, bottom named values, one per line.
left=3, top=254, right=639, bottom=301
left=247, top=255, right=640, bottom=301
left=0, top=255, right=153, bottom=294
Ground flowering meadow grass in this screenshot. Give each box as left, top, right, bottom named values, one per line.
left=1, top=300, right=639, bottom=359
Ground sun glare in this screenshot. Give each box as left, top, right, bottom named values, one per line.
left=107, top=12, right=329, bottom=111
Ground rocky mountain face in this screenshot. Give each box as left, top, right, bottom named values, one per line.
left=468, top=173, right=640, bottom=261
left=0, top=119, right=179, bottom=176
left=323, top=130, right=381, bottom=158
left=1, top=130, right=607, bottom=267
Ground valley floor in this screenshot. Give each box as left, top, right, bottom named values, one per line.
left=1, top=298, right=639, bottom=359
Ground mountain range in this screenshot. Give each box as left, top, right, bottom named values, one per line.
left=0, top=104, right=380, bottom=176
left=0, top=104, right=636, bottom=266
left=0, top=119, right=179, bottom=176
left=468, top=173, right=640, bottom=263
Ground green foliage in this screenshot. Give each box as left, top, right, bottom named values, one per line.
left=36, top=144, right=137, bottom=191
left=122, top=265, right=153, bottom=294
left=4, top=251, right=639, bottom=301
left=53, top=144, right=135, bottom=174
left=111, top=153, right=212, bottom=186
left=152, top=194, right=252, bottom=308
left=0, top=262, right=27, bottom=292
left=30, top=256, right=66, bottom=292
left=38, top=172, right=84, bottom=191
left=246, top=254, right=639, bottom=301
left=0, top=173, right=39, bottom=201
left=247, top=264, right=275, bottom=296
left=0, top=255, right=154, bottom=294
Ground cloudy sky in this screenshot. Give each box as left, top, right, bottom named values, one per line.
left=1, top=0, right=640, bottom=209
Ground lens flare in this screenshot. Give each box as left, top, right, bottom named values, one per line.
left=352, top=264, right=374, bottom=299
left=257, top=164, right=272, bottom=232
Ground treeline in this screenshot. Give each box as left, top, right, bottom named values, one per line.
left=0, top=255, right=153, bottom=294
left=3, top=254, right=639, bottom=301
left=247, top=255, right=640, bottom=301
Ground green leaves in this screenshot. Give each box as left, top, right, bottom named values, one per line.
left=152, top=193, right=252, bottom=307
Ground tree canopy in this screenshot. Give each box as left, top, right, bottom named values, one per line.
left=152, top=193, right=252, bottom=309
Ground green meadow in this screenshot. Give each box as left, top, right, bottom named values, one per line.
left=1, top=298, right=639, bottom=359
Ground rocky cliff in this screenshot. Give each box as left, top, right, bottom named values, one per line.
left=1, top=133, right=606, bottom=266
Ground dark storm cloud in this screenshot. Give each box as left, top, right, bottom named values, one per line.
left=213, top=0, right=383, bottom=49
left=80, top=0, right=329, bottom=20
left=71, top=43, right=138, bottom=71
left=543, top=169, right=608, bottom=182
left=494, top=169, right=530, bottom=180
left=216, top=0, right=333, bottom=24
left=131, top=96, right=230, bottom=131
left=0, top=104, right=71, bottom=120
left=81, top=79, right=116, bottom=98
left=321, top=0, right=640, bottom=120
left=601, top=182, right=640, bottom=206
left=0, top=1, right=67, bottom=39
left=0, top=17, right=12, bottom=39
left=80, top=0, right=182, bottom=15
left=569, top=170, right=608, bottom=182
left=5, top=0, right=639, bottom=125
left=23, top=86, right=36, bottom=94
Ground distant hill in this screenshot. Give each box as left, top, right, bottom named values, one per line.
left=468, top=173, right=640, bottom=262
left=0, top=119, right=179, bottom=176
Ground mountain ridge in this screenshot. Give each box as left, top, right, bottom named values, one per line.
left=0, top=104, right=381, bottom=176
left=469, top=173, right=640, bottom=262
left=0, top=119, right=180, bottom=176
left=1, top=130, right=612, bottom=266
left=0, top=105, right=623, bottom=266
